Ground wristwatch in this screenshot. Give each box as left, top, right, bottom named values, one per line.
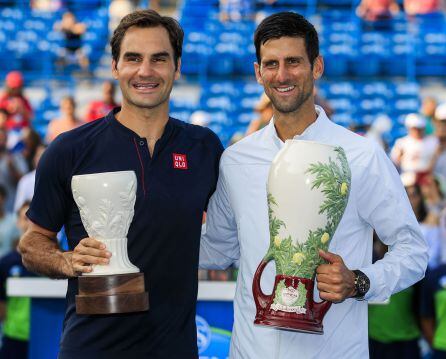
left=352, top=270, right=370, bottom=300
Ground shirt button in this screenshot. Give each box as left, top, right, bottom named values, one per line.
left=139, top=141, right=144, bottom=146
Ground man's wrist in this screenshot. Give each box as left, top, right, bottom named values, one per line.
left=352, top=269, right=370, bottom=300
left=60, top=251, right=76, bottom=278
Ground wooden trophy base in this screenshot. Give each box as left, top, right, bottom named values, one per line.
left=76, top=272, right=149, bottom=315
left=254, top=314, right=324, bottom=335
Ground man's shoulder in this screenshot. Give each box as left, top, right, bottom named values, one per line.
left=50, top=117, right=108, bottom=150
left=220, top=127, right=271, bottom=166
left=327, top=121, right=382, bottom=164
left=171, top=117, right=222, bottom=148
left=42, top=118, right=109, bottom=168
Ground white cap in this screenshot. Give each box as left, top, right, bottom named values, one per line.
left=435, top=103, right=446, bottom=121
left=405, top=113, right=426, bottom=128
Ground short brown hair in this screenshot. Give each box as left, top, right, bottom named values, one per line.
left=110, top=10, right=184, bottom=70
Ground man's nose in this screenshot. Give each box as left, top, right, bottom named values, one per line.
left=276, top=64, right=290, bottom=84
left=137, top=58, right=156, bottom=77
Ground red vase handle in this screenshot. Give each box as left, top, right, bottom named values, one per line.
left=252, top=258, right=273, bottom=311
left=313, top=298, right=331, bottom=321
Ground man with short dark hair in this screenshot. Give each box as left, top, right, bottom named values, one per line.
left=200, top=11, right=428, bottom=358
left=19, top=10, right=223, bottom=358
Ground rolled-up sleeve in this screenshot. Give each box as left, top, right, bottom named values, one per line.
left=356, top=145, right=428, bottom=301
left=199, top=163, right=240, bottom=270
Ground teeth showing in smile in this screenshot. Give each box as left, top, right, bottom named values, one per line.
left=134, top=83, right=158, bottom=89
left=276, top=86, right=295, bottom=93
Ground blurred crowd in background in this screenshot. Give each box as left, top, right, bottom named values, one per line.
left=0, top=0, right=446, bottom=358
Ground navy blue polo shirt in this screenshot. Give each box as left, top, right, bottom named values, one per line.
left=27, top=108, right=223, bottom=359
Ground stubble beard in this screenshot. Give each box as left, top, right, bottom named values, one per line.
left=268, top=85, right=313, bottom=114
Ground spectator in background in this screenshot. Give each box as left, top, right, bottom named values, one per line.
left=0, top=129, right=28, bottom=213
left=391, top=113, right=438, bottom=183
left=365, top=114, right=392, bottom=151
left=20, top=128, right=42, bottom=172
left=0, top=71, right=33, bottom=132
left=422, top=97, right=438, bottom=136
left=246, top=92, right=273, bottom=135
left=0, top=109, right=8, bottom=130
left=356, top=0, right=400, bottom=21
left=150, top=0, right=161, bottom=12
left=46, top=96, right=83, bottom=143
left=0, top=185, right=19, bottom=257
left=190, top=110, right=211, bottom=127
left=420, top=261, right=446, bottom=357
left=0, top=201, right=34, bottom=359
left=54, top=11, right=89, bottom=71
left=14, top=145, right=45, bottom=213
left=31, top=0, right=62, bottom=11
left=85, top=81, right=119, bottom=122
left=403, top=173, right=442, bottom=270
left=109, top=0, right=136, bottom=33
left=433, top=103, right=446, bottom=187
left=404, top=0, right=443, bottom=16
left=368, top=234, right=421, bottom=359
left=219, top=0, right=256, bottom=22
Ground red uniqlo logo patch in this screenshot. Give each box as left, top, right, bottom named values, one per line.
left=173, top=153, right=188, bottom=170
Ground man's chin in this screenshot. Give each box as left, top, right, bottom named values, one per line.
left=129, top=99, right=163, bottom=110
left=272, top=102, right=302, bottom=114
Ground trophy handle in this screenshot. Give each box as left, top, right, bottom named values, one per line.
left=252, top=258, right=273, bottom=311
left=313, top=298, right=332, bottom=322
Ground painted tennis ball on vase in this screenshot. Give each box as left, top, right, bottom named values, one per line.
left=340, top=182, right=348, bottom=196
left=292, top=252, right=305, bottom=265
left=321, top=232, right=330, bottom=244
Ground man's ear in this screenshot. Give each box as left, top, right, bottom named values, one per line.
left=254, top=62, right=263, bottom=86
left=313, top=56, right=324, bottom=80
left=175, top=58, right=181, bottom=80
left=112, top=59, right=118, bottom=80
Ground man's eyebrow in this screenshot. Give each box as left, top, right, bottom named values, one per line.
left=151, top=51, right=171, bottom=58
left=123, top=52, right=141, bottom=58
left=285, top=56, right=304, bottom=61
left=262, top=58, right=276, bottom=64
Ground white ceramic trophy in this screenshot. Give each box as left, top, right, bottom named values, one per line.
left=71, top=171, right=149, bottom=315
left=253, top=140, right=351, bottom=333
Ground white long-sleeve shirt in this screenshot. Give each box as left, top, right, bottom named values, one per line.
left=200, top=106, right=428, bottom=359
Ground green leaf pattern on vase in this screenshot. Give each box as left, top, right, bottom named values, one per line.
left=265, top=146, right=351, bottom=279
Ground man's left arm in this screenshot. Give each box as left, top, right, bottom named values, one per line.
left=317, top=144, right=428, bottom=303
left=354, top=145, right=428, bottom=302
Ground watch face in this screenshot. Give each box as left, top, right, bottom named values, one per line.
left=358, top=277, right=368, bottom=293
left=354, top=270, right=370, bottom=296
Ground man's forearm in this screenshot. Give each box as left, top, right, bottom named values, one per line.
left=19, top=230, right=75, bottom=279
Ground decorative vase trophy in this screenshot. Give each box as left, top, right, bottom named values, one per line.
left=253, top=140, right=351, bottom=334
left=71, top=171, right=149, bottom=315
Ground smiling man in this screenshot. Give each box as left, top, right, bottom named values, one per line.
left=19, top=10, right=223, bottom=359
left=200, top=12, right=428, bottom=358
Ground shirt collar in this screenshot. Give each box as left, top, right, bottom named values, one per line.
left=265, top=105, right=330, bottom=148
left=106, top=107, right=174, bottom=142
